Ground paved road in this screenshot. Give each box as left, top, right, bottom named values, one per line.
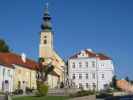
left=97, top=95, right=133, bottom=100
left=0, top=95, right=6, bottom=100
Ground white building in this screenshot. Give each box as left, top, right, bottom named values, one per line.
left=68, top=49, right=114, bottom=91
left=0, top=63, right=14, bottom=92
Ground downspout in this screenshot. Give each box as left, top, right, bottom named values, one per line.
left=96, top=56, right=99, bottom=91
left=30, top=71, right=31, bottom=88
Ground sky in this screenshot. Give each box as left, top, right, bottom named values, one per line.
left=0, top=0, right=133, bottom=79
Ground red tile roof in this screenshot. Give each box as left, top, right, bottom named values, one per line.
left=97, top=53, right=111, bottom=60
left=0, top=52, right=60, bottom=77
left=0, top=52, right=39, bottom=70
left=69, top=49, right=111, bottom=60
left=84, top=50, right=97, bottom=57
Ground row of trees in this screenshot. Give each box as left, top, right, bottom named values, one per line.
left=0, top=39, right=10, bottom=52
left=111, top=75, right=133, bottom=90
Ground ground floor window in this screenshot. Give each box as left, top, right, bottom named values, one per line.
left=79, top=83, right=83, bottom=88
left=92, top=83, right=96, bottom=90
left=86, top=83, right=89, bottom=88
left=2, top=80, right=9, bottom=92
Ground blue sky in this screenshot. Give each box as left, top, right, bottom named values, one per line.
left=0, top=0, right=133, bottom=79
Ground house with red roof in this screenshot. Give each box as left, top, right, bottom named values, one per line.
left=0, top=52, right=60, bottom=93
left=0, top=52, right=39, bottom=92
left=67, top=49, right=114, bottom=91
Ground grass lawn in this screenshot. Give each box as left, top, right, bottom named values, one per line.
left=12, top=96, right=69, bottom=100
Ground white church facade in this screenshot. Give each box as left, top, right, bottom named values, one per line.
left=68, top=49, right=114, bottom=91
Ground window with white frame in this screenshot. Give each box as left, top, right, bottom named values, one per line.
left=72, top=62, right=75, bottom=68
left=79, top=74, right=82, bottom=79
left=92, top=61, right=95, bottom=67
left=85, top=62, right=88, bottom=67
left=101, top=63, right=104, bottom=67
left=8, top=70, right=10, bottom=76
left=86, top=73, right=88, bottom=79
left=79, top=83, right=82, bottom=88
left=79, top=62, right=82, bottom=67
left=3, top=68, right=5, bottom=76
left=86, top=83, right=89, bottom=88
left=102, top=73, right=104, bottom=79
left=92, top=83, right=96, bottom=89
left=92, top=73, right=95, bottom=79
left=72, top=74, right=75, bottom=79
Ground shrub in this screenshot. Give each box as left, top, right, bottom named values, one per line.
left=26, top=87, right=34, bottom=94
left=69, top=90, right=94, bottom=98
left=96, top=92, right=113, bottom=98
left=36, top=81, right=48, bottom=96
left=0, top=91, right=4, bottom=95
left=12, top=89, right=23, bottom=95
left=60, top=82, right=64, bottom=88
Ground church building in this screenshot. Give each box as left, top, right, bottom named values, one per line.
left=39, top=4, right=66, bottom=88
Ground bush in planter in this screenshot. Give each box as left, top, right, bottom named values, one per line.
left=36, top=81, right=48, bottom=96
left=12, top=89, right=23, bottom=95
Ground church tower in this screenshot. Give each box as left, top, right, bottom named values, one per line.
left=39, top=4, right=53, bottom=58
left=39, top=4, right=66, bottom=88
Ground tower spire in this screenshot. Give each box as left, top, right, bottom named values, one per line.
left=41, top=3, right=52, bottom=31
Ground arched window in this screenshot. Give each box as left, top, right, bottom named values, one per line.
left=44, top=40, right=47, bottom=44
left=44, top=36, right=47, bottom=38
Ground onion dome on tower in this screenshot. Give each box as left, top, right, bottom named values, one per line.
left=41, top=3, right=52, bottom=32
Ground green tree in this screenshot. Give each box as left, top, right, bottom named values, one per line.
left=130, top=80, right=133, bottom=84
left=0, top=39, right=10, bottom=52
left=36, top=57, right=54, bottom=96
left=110, top=75, right=117, bottom=89
left=125, top=76, right=130, bottom=82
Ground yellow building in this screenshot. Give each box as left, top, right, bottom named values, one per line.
left=39, top=4, right=66, bottom=88
left=0, top=52, right=39, bottom=92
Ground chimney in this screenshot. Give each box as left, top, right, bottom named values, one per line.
left=21, top=53, right=26, bottom=63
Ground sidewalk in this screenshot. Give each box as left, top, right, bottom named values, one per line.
left=0, top=95, right=6, bottom=100
left=68, top=95, right=96, bottom=100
